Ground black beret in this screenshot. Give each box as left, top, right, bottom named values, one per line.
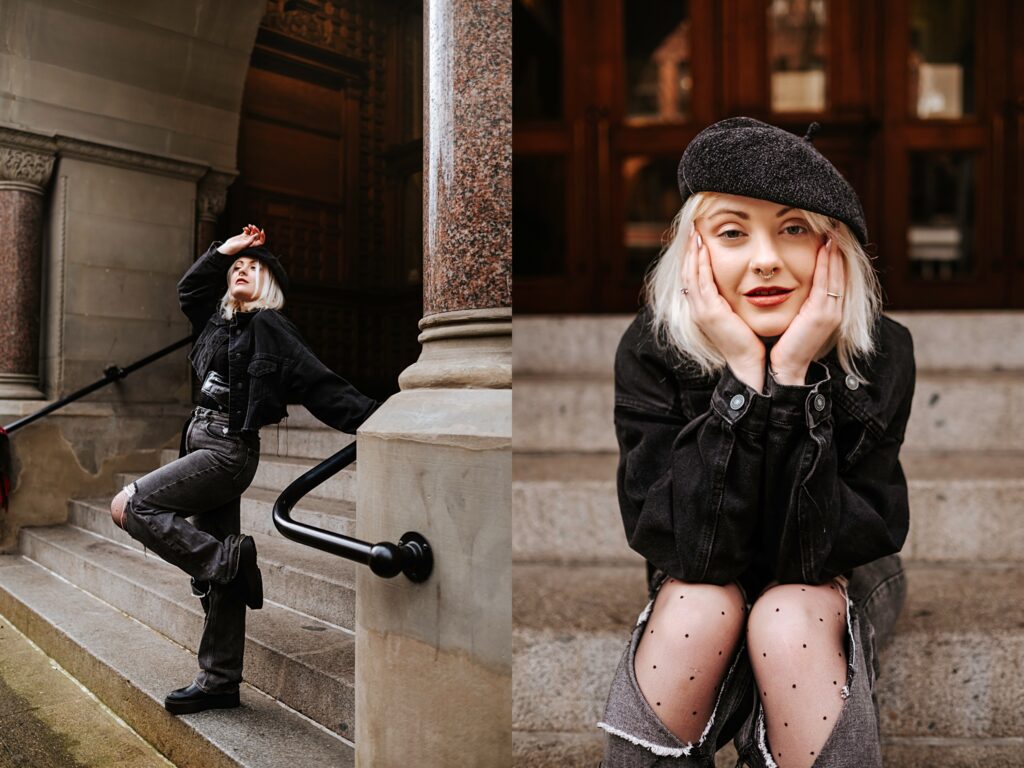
left=237, top=245, right=289, bottom=294
left=677, top=117, right=868, bottom=245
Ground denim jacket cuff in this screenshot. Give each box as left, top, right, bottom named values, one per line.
left=767, top=360, right=832, bottom=428
left=711, top=365, right=770, bottom=432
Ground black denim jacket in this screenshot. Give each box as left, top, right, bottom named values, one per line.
left=179, top=243, right=380, bottom=436
left=614, top=306, right=915, bottom=593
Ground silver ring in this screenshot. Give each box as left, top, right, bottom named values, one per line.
left=826, top=292, right=843, bottom=298
left=681, top=287, right=689, bottom=295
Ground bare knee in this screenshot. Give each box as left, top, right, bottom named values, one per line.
left=110, top=490, right=129, bottom=529
left=747, top=583, right=847, bottom=658
left=647, top=579, right=747, bottom=649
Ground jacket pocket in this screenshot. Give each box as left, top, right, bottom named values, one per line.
left=247, top=356, right=279, bottom=378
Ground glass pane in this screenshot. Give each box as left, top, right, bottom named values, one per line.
left=623, top=157, right=681, bottom=278
left=513, top=0, right=563, bottom=123
left=769, top=0, right=829, bottom=112
left=624, top=2, right=692, bottom=124
left=907, top=152, right=975, bottom=280
left=514, top=155, right=566, bottom=277
left=909, top=0, right=974, bottom=119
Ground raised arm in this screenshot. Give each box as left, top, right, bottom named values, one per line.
left=178, top=225, right=265, bottom=333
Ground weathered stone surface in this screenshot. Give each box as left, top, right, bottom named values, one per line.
left=19, top=525, right=357, bottom=735
left=357, top=385, right=511, bottom=766
left=0, top=554, right=354, bottom=768
left=0, top=612, right=172, bottom=768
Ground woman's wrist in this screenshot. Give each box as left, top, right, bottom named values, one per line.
left=768, top=354, right=810, bottom=386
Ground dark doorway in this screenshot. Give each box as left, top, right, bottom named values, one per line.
left=226, top=0, right=424, bottom=400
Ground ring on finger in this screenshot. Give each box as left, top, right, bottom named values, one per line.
left=826, top=291, right=843, bottom=298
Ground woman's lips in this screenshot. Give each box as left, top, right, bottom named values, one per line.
left=743, top=289, right=793, bottom=307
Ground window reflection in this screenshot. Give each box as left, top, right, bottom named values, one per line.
left=908, top=0, right=974, bottom=119
left=623, top=157, right=681, bottom=278
left=769, top=0, right=828, bottom=112
left=514, top=155, right=567, bottom=277
left=907, top=152, right=975, bottom=280
left=624, top=3, right=692, bottom=124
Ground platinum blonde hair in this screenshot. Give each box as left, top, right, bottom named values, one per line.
left=219, top=258, right=285, bottom=320
left=644, top=191, right=881, bottom=381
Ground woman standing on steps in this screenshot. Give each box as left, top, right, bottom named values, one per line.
left=599, top=118, right=915, bottom=768
left=108, top=225, right=379, bottom=715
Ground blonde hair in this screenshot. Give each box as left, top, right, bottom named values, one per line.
left=219, top=259, right=285, bottom=320
left=644, top=191, right=881, bottom=381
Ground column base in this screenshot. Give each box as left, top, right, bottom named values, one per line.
left=0, top=374, right=44, bottom=400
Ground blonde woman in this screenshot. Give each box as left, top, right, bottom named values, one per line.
left=600, top=118, right=914, bottom=768
left=109, top=225, right=379, bottom=715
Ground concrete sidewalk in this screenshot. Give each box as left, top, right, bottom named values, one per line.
left=0, top=612, right=172, bottom=768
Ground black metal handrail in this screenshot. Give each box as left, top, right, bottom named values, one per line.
left=272, top=442, right=433, bottom=583
left=3, top=335, right=194, bottom=434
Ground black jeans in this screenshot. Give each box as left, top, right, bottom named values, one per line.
left=122, top=406, right=260, bottom=693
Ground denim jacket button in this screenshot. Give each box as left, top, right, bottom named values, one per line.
left=845, top=374, right=860, bottom=391
left=729, top=394, right=745, bottom=411
left=813, top=393, right=826, bottom=412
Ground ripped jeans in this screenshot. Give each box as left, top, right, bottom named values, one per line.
left=599, top=554, right=906, bottom=768
left=120, top=406, right=261, bottom=693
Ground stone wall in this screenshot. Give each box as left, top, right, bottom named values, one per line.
left=0, top=0, right=265, bottom=547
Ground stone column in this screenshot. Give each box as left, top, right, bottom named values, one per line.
left=0, top=133, right=56, bottom=399
left=196, top=170, right=235, bottom=257
left=355, top=0, right=511, bottom=765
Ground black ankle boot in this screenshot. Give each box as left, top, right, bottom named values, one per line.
left=164, top=682, right=240, bottom=715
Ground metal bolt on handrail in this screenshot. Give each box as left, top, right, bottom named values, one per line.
left=272, top=443, right=433, bottom=583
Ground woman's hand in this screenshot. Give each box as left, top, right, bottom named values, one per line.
left=217, top=224, right=266, bottom=256
left=769, top=237, right=845, bottom=385
left=682, top=225, right=765, bottom=391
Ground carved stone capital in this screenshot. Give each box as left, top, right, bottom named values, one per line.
left=197, top=170, right=237, bottom=223
left=0, top=146, right=56, bottom=193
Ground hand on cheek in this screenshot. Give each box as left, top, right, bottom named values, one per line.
left=769, top=237, right=844, bottom=385
left=682, top=226, right=766, bottom=391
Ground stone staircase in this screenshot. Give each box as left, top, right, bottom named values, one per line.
left=0, top=407, right=362, bottom=768
left=512, top=313, right=1024, bottom=768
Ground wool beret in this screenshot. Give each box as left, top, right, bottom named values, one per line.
left=237, top=245, right=290, bottom=294
left=677, top=117, right=868, bottom=245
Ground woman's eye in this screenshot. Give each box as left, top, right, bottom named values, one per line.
left=719, top=229, right=745, bottom=240
left=784, top=224, right=808, bottom=235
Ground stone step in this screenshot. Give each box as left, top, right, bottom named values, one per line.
left=0, top=554, right=353, bottom=768
left=68, top=497, right=356, bottom=629
left=116, top=449, right=358, bottom=505
left=248, top=407, right=357, bottom=461
left=18, top=524, right=356, bottom=737
left=512, top=371, right=1024, bottom=454
left=512, top=313, right=1024, bottom=376
left=512, top=451, right=1024, bottom=565
left=512, top=561, right=1024, bottom=766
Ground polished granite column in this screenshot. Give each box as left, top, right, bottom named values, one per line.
left=355, top=0, right=511, bottom=765
left=0, top=138, right=56, bottom=399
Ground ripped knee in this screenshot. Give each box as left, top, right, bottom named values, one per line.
left=110, top=484, right=135, bottom=530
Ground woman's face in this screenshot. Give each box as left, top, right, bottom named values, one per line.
left=695, top=194, right=826, bottom=338
left=228, top=257, right=261, bottom=303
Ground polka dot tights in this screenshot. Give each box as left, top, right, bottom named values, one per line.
left=634, top=579, right=848, bottom=767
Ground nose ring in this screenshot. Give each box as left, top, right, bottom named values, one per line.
left=755, top=267, right=777, bottom=280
